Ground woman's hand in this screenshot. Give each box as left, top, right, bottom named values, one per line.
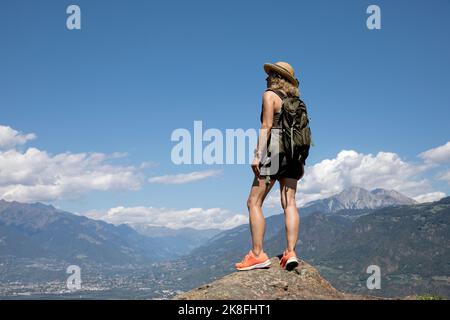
left=251, top=156, right=261, bottom=178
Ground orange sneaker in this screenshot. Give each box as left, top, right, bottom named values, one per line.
left=235, top=250, right=271, bottom=271
left=280, top=250, right=299, bottom=271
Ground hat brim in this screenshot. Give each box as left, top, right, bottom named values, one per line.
left=264, top=63, right=299, bottom=86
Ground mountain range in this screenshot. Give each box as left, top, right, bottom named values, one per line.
left=130, top=224, right=220, bottom=257
left=300, top=186, right=417, bottom=216
left=0, top=200, right=223, bottom=265
left=163, top=195, right=450, bottom=298
left=0, top=187, right=448, bottom=298
left=0, top=200, right=167, bottom=264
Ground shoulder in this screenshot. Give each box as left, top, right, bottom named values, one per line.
left=263, top=90, right=277, bottom=99
left=262, top=90, right=280, bottom=105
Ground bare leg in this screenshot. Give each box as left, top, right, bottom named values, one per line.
left=279, top=178, right=300, bottom=253
left=246, top=175, right=276, bottom=256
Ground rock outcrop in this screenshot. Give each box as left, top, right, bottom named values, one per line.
left=174, top=257, right=381, bottom=300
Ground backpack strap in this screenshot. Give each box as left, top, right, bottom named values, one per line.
left=265, top=89, right=287, bottom=100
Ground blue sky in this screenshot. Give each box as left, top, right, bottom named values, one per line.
left=1, top=0, right=449, bottom=229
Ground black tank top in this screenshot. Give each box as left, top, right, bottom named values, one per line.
left=259, top=89, right=286, bottom=129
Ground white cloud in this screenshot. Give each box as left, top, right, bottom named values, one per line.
left=0, top=125, right=222, bottom=204
left=417, top=141, right=450, bottom=186
left=148, top=169, right=222, bottom=184
left=413, top=192, right=446, bottom=203
left=139, top=161, right=159, bottom=169
left=85, top=206, right=247, bottom=230
left=0, top=125, right=145, bottom=202
left=438, top=170, right=450, bottom=185
left=0, top=148, right=143, bottom=202
left=265, top=149, right=434, bottom=208
left=0, top=125, right=36, bottom=149
left=419, top=141, right=450, bottom=164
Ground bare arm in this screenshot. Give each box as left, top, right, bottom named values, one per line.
left=255, top=91, right=275, bottom=157
left=252, top=91, right=275, bottom=177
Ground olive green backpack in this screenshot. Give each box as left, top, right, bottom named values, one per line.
left=279, top=94, right=313, bottom=165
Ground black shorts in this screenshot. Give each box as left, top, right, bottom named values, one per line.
left=259, top=152, right=305, bottom=181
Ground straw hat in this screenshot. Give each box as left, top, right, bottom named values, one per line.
left=263, top=61, right=299, bottom=86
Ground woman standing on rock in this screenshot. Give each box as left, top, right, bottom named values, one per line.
left=235, top=61, right=308, bottom=272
